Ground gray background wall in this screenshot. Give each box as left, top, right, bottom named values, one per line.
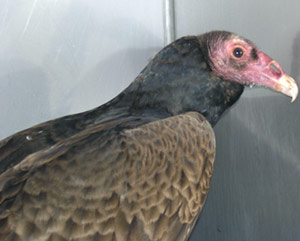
left=1, top=1, right=300, bottom=240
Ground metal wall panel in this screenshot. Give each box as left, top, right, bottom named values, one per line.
left=0, top=0, right=163, bottom=139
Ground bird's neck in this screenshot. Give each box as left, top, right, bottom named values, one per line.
left=94, top=36, right=244, bottom=126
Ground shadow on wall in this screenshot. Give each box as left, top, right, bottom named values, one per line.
left=0, top=58, right=50, bottom=140
left=65, top=47, right=160, bottom=114
left=291, top=30, right=300, bottom=81
left=189, top=96, right=300, bottom=241
left=41, top=0, right=162, bottom=115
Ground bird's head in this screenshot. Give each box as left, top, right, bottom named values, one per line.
left=203, top=31, right=298, bottom=102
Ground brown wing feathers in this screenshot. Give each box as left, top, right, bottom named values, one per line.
left=120, top=112, right=215, bottom=240
left=0, top=112, right=215, bottom=241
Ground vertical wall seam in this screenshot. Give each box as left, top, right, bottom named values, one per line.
left=163, top=0, right=176, bottom=45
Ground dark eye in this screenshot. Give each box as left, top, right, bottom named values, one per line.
left=233, top=47, right=244, bottom=58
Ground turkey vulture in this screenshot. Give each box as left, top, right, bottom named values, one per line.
left=0, top=31, right=298, bottom=241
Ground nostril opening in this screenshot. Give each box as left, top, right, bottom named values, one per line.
left=270, top=63, right=281, bottom=74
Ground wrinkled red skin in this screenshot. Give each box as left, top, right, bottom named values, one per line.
left=207, top=35, right=298, bottom=101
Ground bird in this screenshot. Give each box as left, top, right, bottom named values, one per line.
left=0, top=31, right=298, bottom=241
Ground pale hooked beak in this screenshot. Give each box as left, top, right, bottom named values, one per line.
left=275, top=74, right=298, bottom=102
left=258, top=60, right=299, bottom=103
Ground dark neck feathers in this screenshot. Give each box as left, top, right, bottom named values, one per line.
left=94, top=35, right=244, bottom=126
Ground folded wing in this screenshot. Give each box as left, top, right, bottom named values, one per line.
left=0, top=112, right=215, bottom=241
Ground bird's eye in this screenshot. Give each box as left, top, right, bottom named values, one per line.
left=233, top=47, right=244, bottom=58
